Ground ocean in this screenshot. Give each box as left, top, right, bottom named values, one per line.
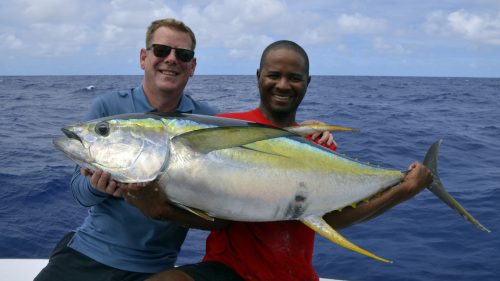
left=1, top=75, right=499, bottom=281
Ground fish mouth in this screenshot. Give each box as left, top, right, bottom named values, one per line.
left=62, top=127, right=83, bottom=144
left=53, top=128, right=91, bottom=168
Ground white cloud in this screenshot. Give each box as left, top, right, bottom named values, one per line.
left=181, top=0, right=298, bottom=59
left=295, top=13, right=389, bottom=55
left=337, top=13, right=387, bottom=33
left=95, top=0, right=178, bottom=53
left=448, top=9, right=500, bottom=45
left=0, top=34, right=23, bottom=50
left=0, top=0, right=99, bottom=58
left=226, top=34, right=274, bottom=59
left=300, top=27, right=337, bottom=45
left=185, top=0, right=289, bottom=42
left=20, top=0, right=82, bottom=23
left=104, top=0, right=177, bottom=28
left=199, top=0, right=286, bottom=25
left=181, top=2, right=391, bottom=58
left=373, top=37, right=411, bottom=55
left=30, top=23, right=90, bottom=56
left=424, top=9, right=500, bottom=45
left=422, top=12, right=440, bottom=37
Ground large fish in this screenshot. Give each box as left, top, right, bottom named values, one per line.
left=53, top=112, right=489, bottom=263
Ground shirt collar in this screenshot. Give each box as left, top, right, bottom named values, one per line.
left=176, top=91, right=196, bottom=113
left=136, top=85, right=195, bottom=113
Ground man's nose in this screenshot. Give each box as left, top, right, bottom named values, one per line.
left=276, top=77, right=292, bottom=90
left=163, top=48, right=177, bottom=61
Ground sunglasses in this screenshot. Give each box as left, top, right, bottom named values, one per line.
left=147, top=44, right=195, bottom=62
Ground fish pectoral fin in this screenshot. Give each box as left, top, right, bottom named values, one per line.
left=172, top=125, right=293, bottom=153
left=423, top=140, right=490, bottom=233
left=284, top=124, right=359, bottom=136
left=174, top=203, right=215, bottom=221
left=301, top=216, right=392, bottom=263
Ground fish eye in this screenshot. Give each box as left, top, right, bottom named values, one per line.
left=95, top=121, right=110, bottom=137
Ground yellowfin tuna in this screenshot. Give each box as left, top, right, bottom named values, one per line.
left=53, top=112, right=490, bottom=263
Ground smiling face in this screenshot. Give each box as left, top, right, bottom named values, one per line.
left=257, top=48, right=310, bottom=126
left=140, top=26, right=196, bottom=104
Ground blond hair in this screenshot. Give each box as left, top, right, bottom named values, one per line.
left=145, top=18, right=196, bottom=50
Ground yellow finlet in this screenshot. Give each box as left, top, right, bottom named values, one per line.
left=301, top=216, right=392, bottom=263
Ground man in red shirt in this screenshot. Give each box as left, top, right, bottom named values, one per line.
left=142, top=40, right=432, bottom=281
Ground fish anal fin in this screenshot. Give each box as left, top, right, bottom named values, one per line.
left=301, top=216, right=392, bottom=263
left=172, top=126, right=293, bottom=154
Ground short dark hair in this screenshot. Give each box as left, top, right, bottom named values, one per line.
left=259, top=40, right=309, bottom=75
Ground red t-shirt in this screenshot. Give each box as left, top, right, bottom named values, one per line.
left=203, top=108, right=336, bottom=281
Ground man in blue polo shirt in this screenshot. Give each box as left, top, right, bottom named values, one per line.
left=35, top=18, right=224, bottom=281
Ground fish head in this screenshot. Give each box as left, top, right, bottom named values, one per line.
left=53, top=116, right=170, bottom=183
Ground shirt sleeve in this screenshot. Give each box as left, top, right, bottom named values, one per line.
left=69, top=96, right=112, bottom=207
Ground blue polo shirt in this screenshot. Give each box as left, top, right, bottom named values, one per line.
left=68, top=85, right=217, bottom=273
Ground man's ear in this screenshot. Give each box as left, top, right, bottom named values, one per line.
left=140, top=49, right=147, bottom=70
left=307, top=75, right=311, bottom=86
left=256, top=69, right=261, bottom=79
left=190, top=58, right=197, bottom=76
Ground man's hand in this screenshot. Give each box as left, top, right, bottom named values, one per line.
left=81, top=168, right=124, bottom=197
left=121, top=181, right=174, bottom=219
left=397, top=161, right=433, bottom=201
left=121, top=182, right=230, bottom=230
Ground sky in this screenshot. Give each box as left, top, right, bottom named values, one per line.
left=1, top=0, right=499, bottom=77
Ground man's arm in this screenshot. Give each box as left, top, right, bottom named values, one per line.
left=323, top=161, right=433, bottom=229
left=122, top=181, right=230, bottom=230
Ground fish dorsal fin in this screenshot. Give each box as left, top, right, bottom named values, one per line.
left=301, top=216, right=392, bottom=263
left=284, top=124, right=359, bottom=136
left=174, top=202, right=215, bottom=221
left=172, top=125, right=294, bottom=154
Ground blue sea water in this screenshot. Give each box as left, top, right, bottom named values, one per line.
left=1, top=75, right=499, bottom=281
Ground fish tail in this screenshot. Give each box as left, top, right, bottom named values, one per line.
left=423, top=140, right=490, bottom=233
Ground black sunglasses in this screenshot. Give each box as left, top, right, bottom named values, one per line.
left=147, top=44, right=195, bottom=62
